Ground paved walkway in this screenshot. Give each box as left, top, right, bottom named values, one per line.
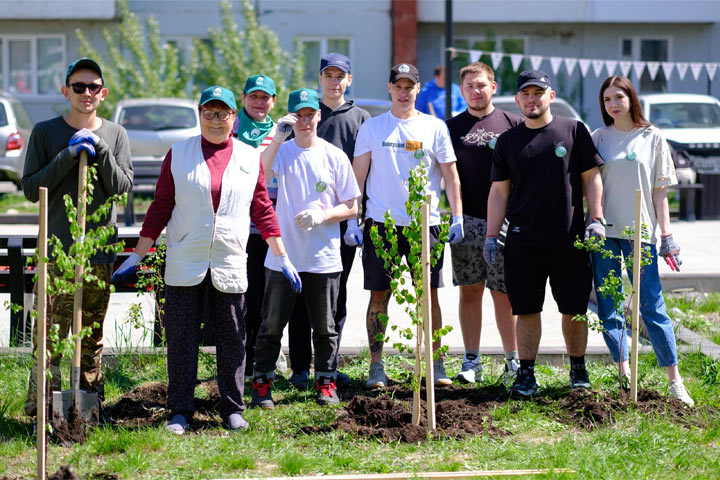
left=2, top=220, right=719, bottom=357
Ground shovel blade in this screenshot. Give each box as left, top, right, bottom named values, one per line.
left=51, top=389, right=99, bottom=425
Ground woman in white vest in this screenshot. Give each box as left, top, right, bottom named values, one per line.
left=112, top=86, right=302, bottom=434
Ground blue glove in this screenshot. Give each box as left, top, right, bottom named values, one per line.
left=584, top=217, right=607, bottom=242
left=69, top=128, right=100, bottom=147
left=448, top=215, right=464, bottom=244
left=343, top=219, right=363, bottom=247
left=483, top=236, right=498, bottom=265
left=278, top=254, right=302, bottom=293
left=68, top=141, right=96, bottom=158
left=111, top=252, right=142, bottom=284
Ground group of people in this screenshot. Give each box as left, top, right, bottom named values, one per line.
left=22, top=53, right=693, bottom=436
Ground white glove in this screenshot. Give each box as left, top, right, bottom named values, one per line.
left=274, top=114, right=297, bottom=142
left=111, top=252, right=143, bottom=284
left=343, top=219, right=363, bottom=246
left=294, top=209, right=327, bottom=230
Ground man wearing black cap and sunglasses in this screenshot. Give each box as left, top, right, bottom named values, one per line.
left=21, top=57, right=133, bottom=417
left=485, top=70, right=605, bottom=397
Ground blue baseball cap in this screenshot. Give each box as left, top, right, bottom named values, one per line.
left=320, top=53, right=351, bottom=73
left=199, top=86, right=237, bottom=110
left=66, top=57, right=103, bottom=85
left=243, top=74, right=276, bottom=96
left=288, top=88, right=319, bottom=112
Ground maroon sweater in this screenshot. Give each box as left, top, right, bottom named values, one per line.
left=140, top=136, right=280, bottom=240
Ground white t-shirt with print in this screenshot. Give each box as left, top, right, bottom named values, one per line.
left=354, top=111, right=456, bottom=226
left=591, top=125, right=677, bottom=242
left=264, top=138, right=361, bottom=274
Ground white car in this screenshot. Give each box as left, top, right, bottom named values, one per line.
left=639, top=93, right=720, bottom=179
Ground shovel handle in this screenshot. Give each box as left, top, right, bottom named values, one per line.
left=72, top=151, right=88, bottom=394
left=37, top=187, right=48, bottom=479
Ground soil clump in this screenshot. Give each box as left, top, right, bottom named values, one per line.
left=51, top=405, right=89, bottom=446
left=48, top=464, right=81, bottom=480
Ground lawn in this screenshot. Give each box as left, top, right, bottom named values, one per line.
left=1, top=350, right=719, bottom=479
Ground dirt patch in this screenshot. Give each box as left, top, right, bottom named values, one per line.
left=52, top=405, right=92, bottom=447
left=48, top=465, right=81, bottom=480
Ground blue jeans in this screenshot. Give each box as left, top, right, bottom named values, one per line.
left=591, top=238, right=678, bottom=367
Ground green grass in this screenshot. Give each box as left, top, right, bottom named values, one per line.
left=1, top=353, right=719, bottom=479
left=665, top=292, right=720, bottom=345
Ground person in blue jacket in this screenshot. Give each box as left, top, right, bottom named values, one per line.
left=416, top=65, right=467, bottom=119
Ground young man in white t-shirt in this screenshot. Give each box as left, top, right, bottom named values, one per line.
left=350, top=63, right=464, bottom=388
left=251, top=88, right=361, bottom=407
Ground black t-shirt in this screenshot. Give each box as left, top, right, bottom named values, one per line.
left=446, top=108, right=523, bottom=219
left=491, top=115, right=604, bottom=247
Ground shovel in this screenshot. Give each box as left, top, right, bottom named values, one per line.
left=52, top=150, right=99, bottom=426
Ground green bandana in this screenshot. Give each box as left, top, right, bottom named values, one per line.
left=236, top=108, right=274, bottom=148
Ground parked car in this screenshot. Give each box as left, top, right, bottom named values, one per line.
left=111, top=98, right=200, bottom=185
left=639, top=93, right=720, bottom=181
left=0, top=92, right=33, bottom=188
left=492, top=95, right=586, bottom=127
left=353, top=98, right=392, bottom=117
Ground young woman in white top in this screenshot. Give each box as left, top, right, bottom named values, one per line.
left=591, top=75, right=693, bottom=405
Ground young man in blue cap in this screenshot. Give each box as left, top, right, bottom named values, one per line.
left=251, top=88, right=361, bottom=407
left=286, top=53, right=370, bottom=389
left=22, top=57, right=133, bottom=417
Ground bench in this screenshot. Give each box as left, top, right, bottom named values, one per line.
left=0, top=234, right=163, bottom=346
left=124, top=158, right=161, bottom=226
left=669, top=183, right=704, bottom=222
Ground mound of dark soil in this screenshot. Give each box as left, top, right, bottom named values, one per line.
left=52, top=405, right=92, bottom=447
left=48, top=464, right=81, bottom=480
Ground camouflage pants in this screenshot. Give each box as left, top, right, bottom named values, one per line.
left=24, top=263, right=112, bottom=417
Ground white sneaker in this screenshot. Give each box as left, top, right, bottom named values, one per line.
left=501, top=358, right=519, bottom=386
left=669, top=380, right=695, bottom=407
left=365, top=362, right=388, bottom=389
left=454, top=356, right=482, bottom=384
left=434, top=359, right=452, bottom=386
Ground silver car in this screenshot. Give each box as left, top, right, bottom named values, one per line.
left=492, top=95, right=586, bottom=126
left=0, top=92, right=33, bottom=187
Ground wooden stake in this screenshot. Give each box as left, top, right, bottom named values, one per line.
left=36, top=187, right=48, bottom=480
left=229, top=468, right=575, bottom=480
left=411, top=301, right=423, bottom=425
left=630, top=189, right=642, bottom=402
left=421, top=194, right=435, bottom=432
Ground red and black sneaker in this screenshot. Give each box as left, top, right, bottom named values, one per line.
left=315, top=376, right=339, bottom=405
left=251, top=375, right=274, bottom=409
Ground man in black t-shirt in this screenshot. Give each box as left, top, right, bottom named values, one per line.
left=446, top=62, right=523, bottom=385
left=485, top=70, right=606, bottom=396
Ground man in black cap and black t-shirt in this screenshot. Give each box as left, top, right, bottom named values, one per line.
left=484, top=70, right=606, bottom=396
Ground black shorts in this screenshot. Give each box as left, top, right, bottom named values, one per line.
left=503, top=244, right=591, bottom=316
left=362, top=219, right=445, bottom=291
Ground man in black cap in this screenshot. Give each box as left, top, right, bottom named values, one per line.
left=22, top=58, right=133, bottom=416
left=352, top=63, right=464, bottom=389
left=484, top=70, right=605, bottom=396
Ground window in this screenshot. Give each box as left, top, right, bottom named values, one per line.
left=0, top=35, right=65, bottom=95
left=619, top=37, right=670, bottom=93
left=451, top=36, right=527, bottom=94
left=297, top=37, right=351, bottom=90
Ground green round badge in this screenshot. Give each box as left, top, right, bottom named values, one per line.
left=414, top=149, right=425, bottom=159
left=488, top=138, right=497, bottom=150
left=315, top=181, right=327, bottom=192
left=626, top=151, right=637, bottom=161
left=555, top=145, right=567, bottom=157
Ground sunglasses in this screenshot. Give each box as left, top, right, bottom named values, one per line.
left=200, top=109, right=235, bottom=121
left=70, top=82, right=104, bottom=95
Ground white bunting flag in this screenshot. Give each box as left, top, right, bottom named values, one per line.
left=647, top=62, right=660, bottom=81
left=579, top=59, right=592, bottom=77
left=469, top=50, right=482, bottom=63
left=550, top=57, right=563, bottom=75
left=675, top=62, right=689, bottom=81
left=661, top=62, right=675, bottom=80
left=592, top=59, right=605, bottom=77
left=690, top=62, right=704, bottom=81
left=530, top=55, right=543, bottom=70
left=564, top=57, right=578, bottom=75
left=619, top=61, right=632, bottom=77
left=632, top=61, right=646, bottom=78
left=706, top=63, right=718, bottom=80
left=491, top=52, right=504, bottom=70
left=510, top=53, right=524, bottom=72
left=605, top=60, right=617, bottom=76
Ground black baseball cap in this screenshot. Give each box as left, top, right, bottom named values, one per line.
left=65, top=58, right=103, bottom=85
left=320, top=53, right=351, bottom=73
left=517, top=70, right=552, bottom=92
left=389, top=63, right=419, bottom=84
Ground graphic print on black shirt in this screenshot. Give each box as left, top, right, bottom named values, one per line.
left=491, top=116, right=603, bottom=247
left=446, top=109, right=523, bottom=219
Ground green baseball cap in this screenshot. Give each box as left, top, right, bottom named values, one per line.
left=288, top=88, right=319, bottom=113
left=199, top=86, right=237, bottom=110
left=243, top=74, right=276, bottom=96
left=65, top=57, right=103, bottom=85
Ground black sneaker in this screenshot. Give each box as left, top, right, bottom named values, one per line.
left=569, top=363, right=591, bottom=390
left=251, top=375, right=275, bottom=409
left=315, top=376, right=339, bottom=406
left=508, top=367, right=538, bottom=396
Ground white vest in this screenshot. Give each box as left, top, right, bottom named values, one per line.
left=164, top=135, right=260, bottom=293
